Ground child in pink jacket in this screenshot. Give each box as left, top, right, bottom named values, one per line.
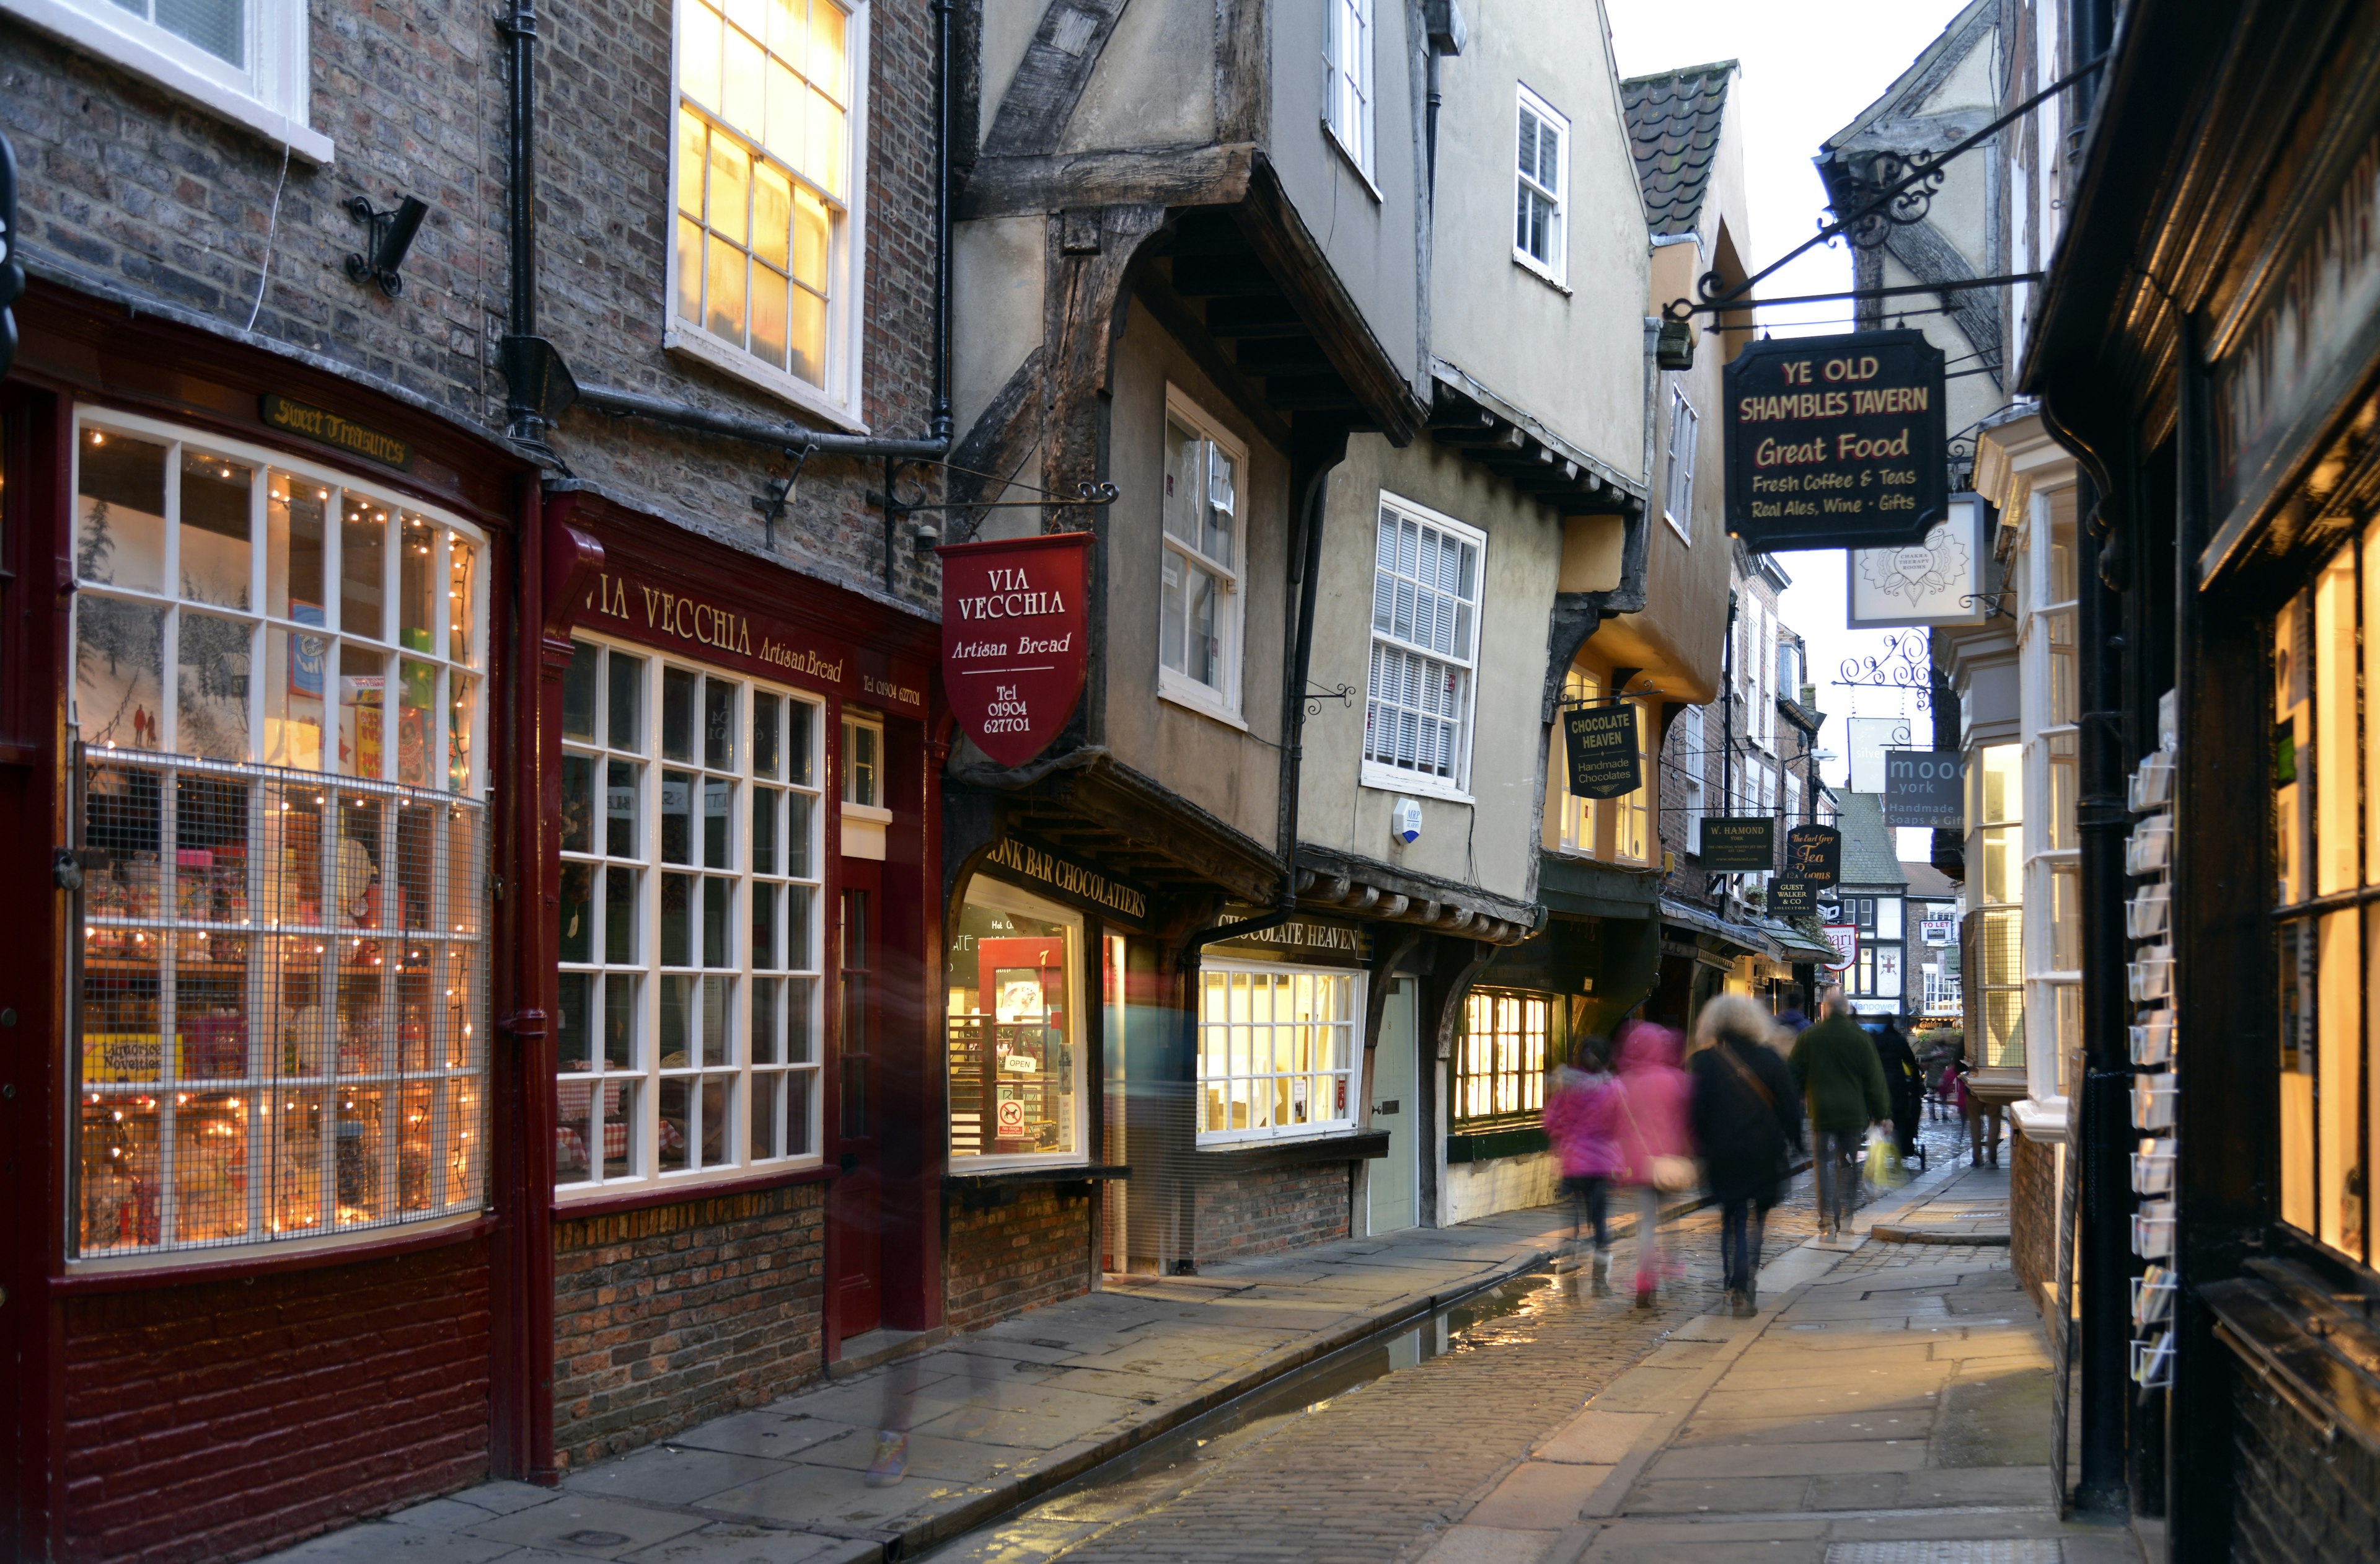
left=1589, top=1019, right=1692, bottom=1307
left=1543, top=1036, right=1618, bottom=1291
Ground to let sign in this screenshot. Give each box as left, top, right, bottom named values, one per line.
left=940, top=532, right=1091, bottom=767
left=1699, top=816, right=1776, bottom=872
left=1786, top=824, right=1843, bottom=888
left=1724, top=329, right=1946, bottom=551
left=1562, top=705, right=1640, bottom=798
left=1883, top=749, right=1966, bottom=829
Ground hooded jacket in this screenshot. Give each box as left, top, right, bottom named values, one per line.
left=1543, top=1063, right=1618, bottom=1178
left=1587, top=1022, right=1691, bottom=1185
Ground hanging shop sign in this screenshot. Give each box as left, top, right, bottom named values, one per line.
left=260, top=393, right=413, bottom=471
left=1699, top=816, right=1776, bottom=872
left=1785, top=824, right=1843, bottom=888
left=1883, top=749, right=1967, bottom=829
left=1822, top=924, right=1859, bottom=973
left=1770, top=876, right=1816, bottom=915
left=1562, top=704, right=1641, bottom=798
left=940, top=532, right=1091, bottom=767
left=1209, top=904, right=1371, bottom=969
left=1724, top=329, right=1947, bottom=551
left=977, top=831, right=1150, bottom=926
left=1848, top=493, right=1989, bottom=627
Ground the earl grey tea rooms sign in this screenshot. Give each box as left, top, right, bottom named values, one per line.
left=1724, top=329, right=1947, bottom=552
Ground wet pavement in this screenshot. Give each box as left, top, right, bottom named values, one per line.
left=257, top=1118, right=2090, bottom=1564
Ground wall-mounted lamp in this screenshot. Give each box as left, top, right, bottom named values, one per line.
left=345, top=195, right=430, bottom=298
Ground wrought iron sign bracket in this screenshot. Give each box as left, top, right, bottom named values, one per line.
left=1303, top=683, right=1356, bottom=718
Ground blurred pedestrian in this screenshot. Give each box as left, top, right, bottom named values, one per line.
left=1688, top=996, right=1802, bottom=1316
left=1775, top=1007, right=1807, bottom=1036
left=1593, top=1018, right=1692, bottom=1308
left=1543, top=1034, right=1619, bottom=1291
left=1787, top=988, right=1892, bottom=1238
left=1952, top=1055, right=2005, bottom=1167
left=1874, top=1016, right=1923, bottom=1159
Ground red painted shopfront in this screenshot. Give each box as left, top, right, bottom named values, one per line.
left=0, top=283, right=948, bottom=1559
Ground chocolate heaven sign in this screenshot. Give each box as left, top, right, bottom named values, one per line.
left=1724, top=329, right=1947, bottom=551
left=940, top=532, right=1091, bottom=767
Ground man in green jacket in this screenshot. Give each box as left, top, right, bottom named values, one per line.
left=1789, top=988, right=1892, bottom=1237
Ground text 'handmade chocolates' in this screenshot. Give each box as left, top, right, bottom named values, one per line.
left=1724, top=329, right=1947, bottom=551
left=940, top=532, right=1092, bottom=767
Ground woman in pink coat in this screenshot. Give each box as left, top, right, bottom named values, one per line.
left=1543, top=1035, right=1618, bottom=1291
left=1588, top=1018, right=1693, bottom=1307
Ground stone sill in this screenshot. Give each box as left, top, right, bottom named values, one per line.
left=2203, top=1255, right=2380, bottom=1459
left=1194, top=1132, right=1390, bottom=1170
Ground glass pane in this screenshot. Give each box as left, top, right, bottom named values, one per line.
left=176, top=611, right=252, bottom=761
left=749, top=1069, right=781, bottom=1160
left=659, top=1074, right=692, bottom=1172
left=661, top=873, right=692, bottom=966
left=446, top=1077, right=482, bottom=1206
left=766, top=58, right=804, bottom=170
left=661, top=976, right=695, bottom=1065
left=557, top=973, right=594, bottom=1072
left=786, top=884, right=812, bottom=969
left=705, top=678, right=736, bottom=771
left=752, top=977, right=782, bottom=1063
left=604, top=971, right=638, bottom=1069
left=752, top=162, right=793, bottom=272
left=792, top=185, right=829, bottom=290
left=786, top=791, right=811, bottom=878
left=335, top=1089, right=384, bottom=1225
left=703, top=777, right=732, bottom=869
left=700, top=1076, right=730, bottom=1167
left=558, top=862, right=594, bottom=964
left=787, top=700, right=813, bottom=785
left=399, top=514, right=436, bottom=653
left=807, top=88, right=844, bottom=200
left=752, top=880, right=777, bottom=970
left=808, top=0, right=845, bottom=98
left=703, top=876, right=731, bottom=968
left=2317, top=909, right=2361, bottom=1257
left=609, top=650, right=645, bottom=752
left=396, top=659, right=435, bottom=787
left=700, top=976, right=730, bottom=1066
left=607, top=760, right=640, bottom=857
left=338, top=645, right=387, bottom=779
left=706, top=236, right=748, bottom=347
left=754, top=696, right=781, bottom=780
left=751, top=265, right=791, bottom=371
left=663, top=668, right=697, bottom=761
left=447, top=675, right=477, bottom=795
left=605, top=866, right=639, bottom=965
left=267, top=470, right=328, bottom=619
left=77, top=428, right=167, bottom=593
left=661, top=769, right=693, bottom=864
left=340, top=495, right=386, bottom=641
left=677, top=105, right=707, bottom=217
left=265, top=607, right=328, bottom=769
left=563, top=641, right=599, bottom=740
left=787, top=1070, right=813, bottom=1157
left=79, top=1092, right=162, bottom=1250
left=787, top=976, right=816, bottom=1061
left=560, top=755, right=594, bottom=854
left=676, top=214, right=703, bottom=328
left=156, top=0, right=240, bottom=63
left=723, top=23, right=765, bottom=139
left=789, top=284, right=826, bottom=389
left=448, top=537, right=477, bottom=665
left=76, top=596, right=167, bottom=752
left=752, top=785, right=778, bottom=874
left=680, top=0, right=722, bottom=109
left=2315, top=546, right=2357, bottom=896
left=180, top=450, right=252, bottom=609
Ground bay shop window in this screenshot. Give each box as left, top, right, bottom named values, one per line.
left=70, top=411, right=489, bottom=1258
left=1194, top=964, right=1362, bottom=1146
left=946, top=877, right=1085, bottom=1165
left=553, top=637, right=826, bottom=1191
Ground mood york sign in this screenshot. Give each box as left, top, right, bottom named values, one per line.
left=940, top=532, right=1091, bottom=767
left=1562, top=704, right=1641, bottom=799
left=1724, top=329, right=1947, bottom=551
left=1883, top=749, right=1967, bottom=829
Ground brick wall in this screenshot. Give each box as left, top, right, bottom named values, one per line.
left=944, top=1185, right=1094, bottom=1332
left=58, top=1240, right=490, bottom=1564
left=2009, top=1128, right=2056, bottom=1312
left=552, top=1182, right=826, bottom=1472
left=2230, top=1343, right=2380, bottom=1564
left=1193, top=1164, right=1351, bottom=1268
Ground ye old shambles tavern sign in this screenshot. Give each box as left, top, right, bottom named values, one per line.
left=1724, top=329, right=1947, bottom=552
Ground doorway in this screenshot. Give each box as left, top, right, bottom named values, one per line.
left=1368, top=978, right=1420, bottom=1234
left=829, top=859, right=883, bottom=1338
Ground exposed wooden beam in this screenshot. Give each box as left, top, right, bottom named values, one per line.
left=1232, top=337, right=1334, bottom=374
left=1204, top=296, right=1310, bottom=339
left=1263, top=374, right=1365, bottom=410
left=960, top=143, right=1257, bottom=221
left=1170, top=251, right=1285, bottom=298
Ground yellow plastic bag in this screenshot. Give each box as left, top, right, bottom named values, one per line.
left=1864, top=1126, right=1908, bottom=1189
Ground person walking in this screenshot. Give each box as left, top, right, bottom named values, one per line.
left=1543, top=1034, right=1619, bottom=1292
left=1787, top=988, right=1892, bottom=1238
left=1592, top=1018, right=1692, bottom=1308
left=1688, top=996, right=1802, bottom=1316
left=1874, top=1016, right=1923, bottom=1160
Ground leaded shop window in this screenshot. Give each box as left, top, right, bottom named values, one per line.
left=2271, top=541, right=2376, bottom=1262
left=553, top=637, right=824, bottom=1191
left=1194, top=965, right=1361, bottom=1146
left=71, top=412, right=490, bottom=1258
left=672, top=0, right=863, bottom=416
left=946, top=877, right=1084, bottom=1165
left=1365, top=495, right=1482, bottom=795
left=1455, top=989, right=1555, bottom=1129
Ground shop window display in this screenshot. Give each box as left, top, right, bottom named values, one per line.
left=1193, top=965, right=1360, bottom=1144
left=1455, top=990, right=1556, bottom=1128
left=554, top=637, right=824, bottom=1190
left=71, top=413, right=489, bottom=1257
left=946, top=879, right=1082, bottom=1164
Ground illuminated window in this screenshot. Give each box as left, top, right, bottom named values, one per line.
left=946, top=878, right=1083, bottom=1165
left=840, top=713, right=880, bottom=808
left=553, top=639, right=825, bottom=1193
left=71, top=412, right=489, bottom=1258
left=671, top=0, right=863, bottom=418
left=1195, top=966, right=1361, bottom=1145
left=1455, top=990, right=1555, bottom=1128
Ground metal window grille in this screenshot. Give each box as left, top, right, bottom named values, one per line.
left=1455, top=990, right=1551, bottom=1128
left=554, top=637, right=825, bottom=1191
left=1365, top=503, right=1480, bottom=785
left=75, top=749, right=489, bottom=1255
left=1194, top=966, right=1359, bottom=1144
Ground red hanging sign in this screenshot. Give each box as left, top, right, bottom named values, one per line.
left=940, top=532, right=1091, bottom=767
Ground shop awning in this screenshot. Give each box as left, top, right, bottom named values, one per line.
left=1540, top=853, right=1664, bottom=921
left=1757, top=917, right=1840, bottom=964
left=1656, top=896, right=1778, bottom=959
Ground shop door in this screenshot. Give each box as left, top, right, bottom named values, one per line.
left=831, top=861, right=883, bottom=1338
left=1368, top=978, right=1420, bottom=1234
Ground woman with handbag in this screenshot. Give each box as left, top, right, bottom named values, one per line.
left=1590, top=1018, right=1693, bottom=1308
left=1688, top=996, right=1804, bottom=1315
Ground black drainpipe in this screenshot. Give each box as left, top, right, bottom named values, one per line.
left=498, top=0, right=543, bottom=446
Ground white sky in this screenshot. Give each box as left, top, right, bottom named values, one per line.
left=1605, top=0, right=1972, bottom=854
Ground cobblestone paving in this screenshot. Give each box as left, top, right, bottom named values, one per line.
left=933, top=1119, right=1972, bottom=1564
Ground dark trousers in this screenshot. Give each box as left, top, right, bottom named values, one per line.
left=1561, top=1175, right=1610, bottom=1250
left=1719, top=1198, right=1766, bottom=1292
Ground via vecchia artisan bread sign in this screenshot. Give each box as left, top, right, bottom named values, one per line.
left=940, top=532, right=1091, bottom=767
left=1724, top=329, right=1946, bottom=552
